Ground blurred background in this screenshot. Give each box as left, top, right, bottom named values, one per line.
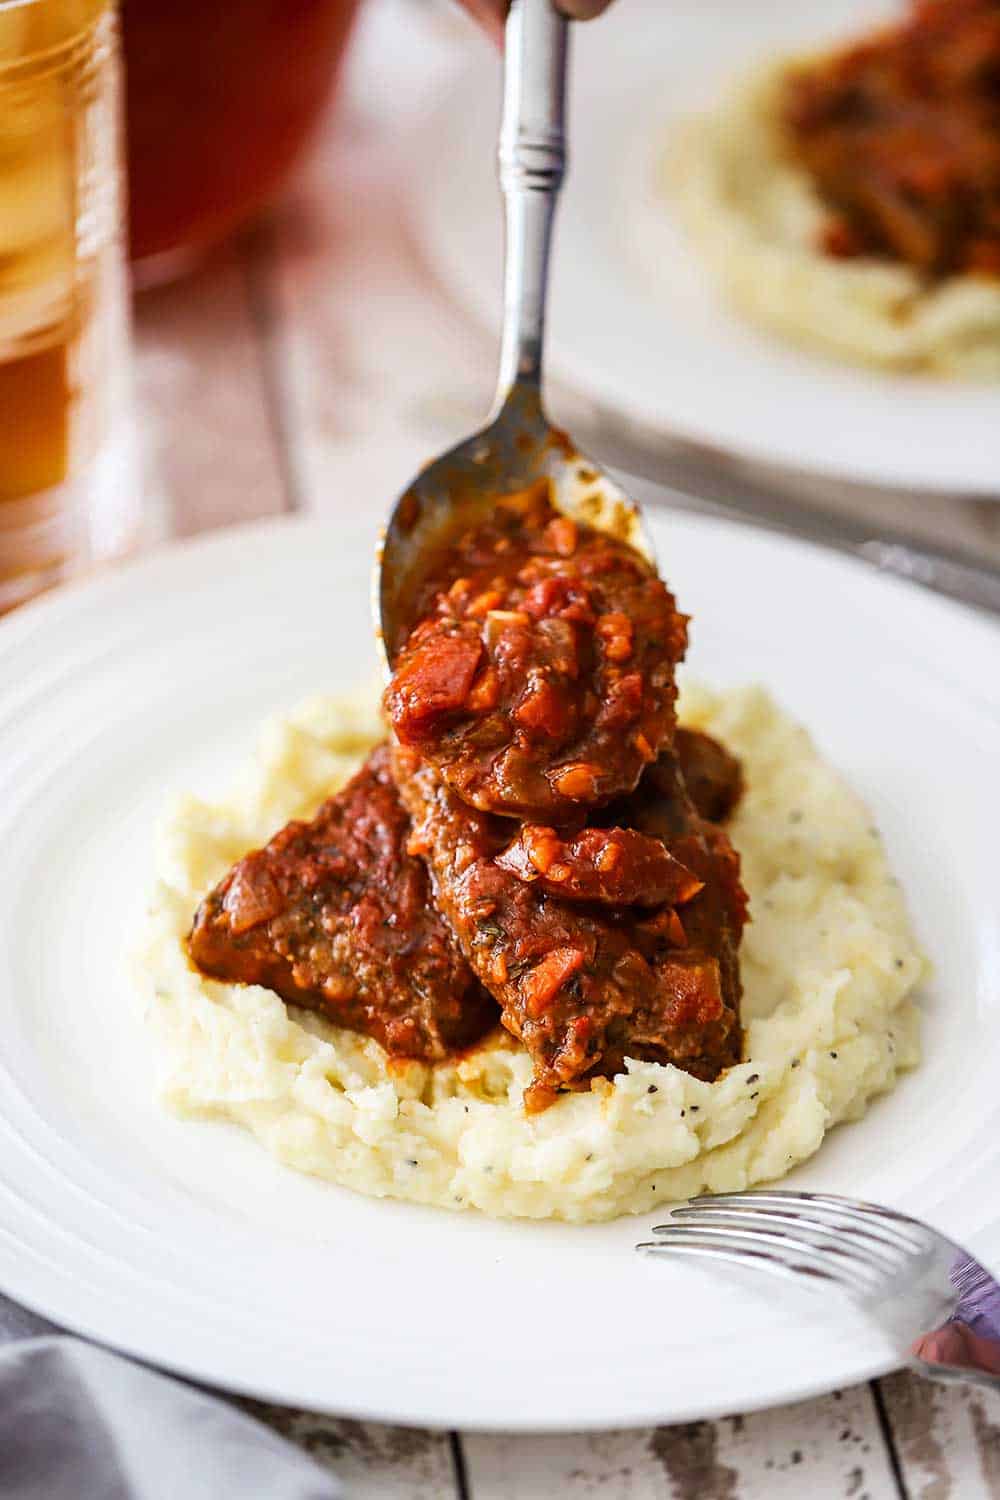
left=4, top=0, right=1000, bottom=612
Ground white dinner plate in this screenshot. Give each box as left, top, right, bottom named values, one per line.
left=1, top=509, right=999, bottom=1430
left=407, top=0, right=1000, bottom=495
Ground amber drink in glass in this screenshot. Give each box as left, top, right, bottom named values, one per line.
left=0, top=0, right=135, bottom=611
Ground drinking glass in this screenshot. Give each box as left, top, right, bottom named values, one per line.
left=0, top=0, right=136, bottom=611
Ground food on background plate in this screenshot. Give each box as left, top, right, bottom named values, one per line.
left=667, top=0, right=1000, bottom=375
left=784, top=0, right=1000, bottom=277
left=141, top=481, right=925, bottom=1221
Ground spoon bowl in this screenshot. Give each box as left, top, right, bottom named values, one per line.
left=375, top=0, right=653, bottom=669
left=377, top=386, right=650, bottom=664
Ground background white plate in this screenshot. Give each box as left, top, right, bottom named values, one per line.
left=1, top=511, right=999, bottom=1429
left=407, top=0, right=1000, bottom=495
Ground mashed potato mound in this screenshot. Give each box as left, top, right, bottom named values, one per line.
left=140, top=684, right=924, bottom=1222
left=666, top=63, right=1000, bottom=377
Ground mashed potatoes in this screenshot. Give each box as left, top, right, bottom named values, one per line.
left=667, top=63, right=1000, bottom=376
left=140, top=684, right=924, bottom=1222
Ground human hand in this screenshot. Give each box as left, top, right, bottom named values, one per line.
left=911, top=1320, right=1000, bottom=1377
left=459, top=0, right=615, bottom=44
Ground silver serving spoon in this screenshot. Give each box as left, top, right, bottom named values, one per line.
left=376, top=0, right=651, bottom=665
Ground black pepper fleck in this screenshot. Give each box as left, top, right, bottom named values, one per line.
left=406, top=1158, right=418, bottom=1167
left=791, top=1058, right=800, bottom=1069
left=830, top=1051, right=838, bottom=1059
left=750, top=1092, right=759, bottom=1101
left=747, top=1073, right=759, bottom=1084
left=689, top=1105, right=700, bottom=1112
left=647, top=1084, right=658, bottom=1094
left=585, top=1153, right=593, bottom=1162
left=894, top=958, right=904, bottom=969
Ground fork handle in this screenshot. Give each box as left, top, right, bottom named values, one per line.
left=494, top=0, right=569, bottom=408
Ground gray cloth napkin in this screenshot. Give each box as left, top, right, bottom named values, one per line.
left=0, top=1295, right=341, bottom=1500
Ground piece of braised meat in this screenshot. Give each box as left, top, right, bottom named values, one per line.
left=393, top=742, right=745, bottom=1112
left=384, top=482, right=688, bottom=821
left=784, top=0, right=1000, bottom=276
left=188, top=746, right=499, bottom=1060
left=493, top=704, right=751, bottom=903
left=674, top=727, right=744, bottom=826
left=495, top=824, right=705, bottom=907
left=601, top=746, right=749, bottom=1022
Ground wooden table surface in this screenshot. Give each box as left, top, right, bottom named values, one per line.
left=126, top=4, right=1000, bottom=1493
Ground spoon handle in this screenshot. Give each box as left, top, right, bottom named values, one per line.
left=494, top=0, right=569, bottom=409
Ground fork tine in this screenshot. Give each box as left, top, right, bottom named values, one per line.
left=645, top=1223, right=890, bottom=1292
left=636, top=1235, right=875, bottom=1295
left=682, top=1192, right=930, bottom=1252
left=654, top=1210, right=907, bottom=1275
left=664, top=1203, right=924, bottom=1258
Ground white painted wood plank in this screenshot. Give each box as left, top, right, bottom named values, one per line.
left=133, top=241, right=288, bottom=539
left=265, top=132, right=496, bottom=530
left=261, top=6, right=497, bottom=530
left=237, top=1400, right=459, bottom=1498
left=878, top=1369, right=1000, bottom=1499
left=463, top=1385, right=899, bottom=1500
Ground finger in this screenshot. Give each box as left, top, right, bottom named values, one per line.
left=910, top=1328, right=958, bottom=1362
left=556, top=0, right=614, bottom=18
left=959, top=1326, right=1000, bottom=1376
left=458, top=0, right=612, bottom=41
left=459, top=0, right=506, bottom=43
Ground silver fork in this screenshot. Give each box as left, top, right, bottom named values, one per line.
left=637, top=1190, right=1000, bottom=1391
